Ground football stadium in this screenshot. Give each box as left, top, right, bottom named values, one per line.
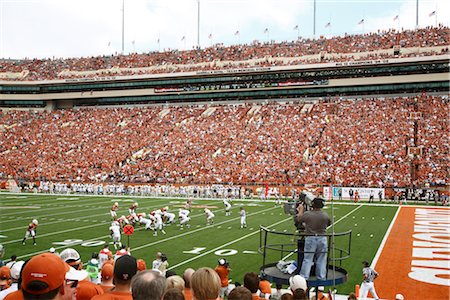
left=0, top=1, right=449, bottom=300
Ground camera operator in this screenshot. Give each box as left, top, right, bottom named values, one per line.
left=295, top=197, right=331, bottom=281
left=215, top=258, right=234, bottom=298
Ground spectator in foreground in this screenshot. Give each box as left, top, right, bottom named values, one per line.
left=243, top=272, right=263, bottom=300
left=289, top=275, right=307, bottom=295
left=92, top=255, right=137, bottom=300
left=99, top=264, right=114, bottom=292
left=227, top=286, right=252, bottom=300
left=162, top=288, right=185, bottom=300
left=215, top=259, right=232, bottom=298
left=0, top=261, right=24, bottom=299
left=0, top=267, right=11, bottom=291
left=131, top=270, right=166, bottom=300
left=76, top=280, right=104, bottom=300
left=259, top=279, right=271, bottom=299
left=281, top=294, right=294, bottom=300
left=347, top=293, right=357, bottom=300
left=190, top=267, right=221, bottom=300
left=166, top=275, right=185, bottom=292
left=19, top=253, right=85, bottom=300
left=182, top=268, right=195, bottom=300
left=136, top=259, right=147, bottom=272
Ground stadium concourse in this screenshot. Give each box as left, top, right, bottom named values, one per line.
left=0, top=95, right=448, bottom=188
left=0, top=26, right=448, bottom=81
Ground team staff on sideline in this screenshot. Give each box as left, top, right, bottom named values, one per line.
left=359, top=261, right=380, bottom=300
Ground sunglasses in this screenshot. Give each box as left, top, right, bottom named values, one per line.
left=65, top=280, right=79, bottom=288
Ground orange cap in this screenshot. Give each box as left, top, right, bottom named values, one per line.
left=259, top=280, right=272, bottom=295
left=101, top=264, right=114, bottom=280
left=21, top=253, right=69, bottom=295
left=76, top=280, right=104, bottom=300
left=136, top=259, right=147, bottom=271
left=0, top=266, right=11, bottom=280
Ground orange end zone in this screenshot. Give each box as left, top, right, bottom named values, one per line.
left=374, top=206, right=450, bottom=300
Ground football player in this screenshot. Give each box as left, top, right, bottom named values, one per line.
left=239, top=207, right=247, bottom=229
left=161, top=207, right=176, bottom=224
left=129, top=202, right=139, bottom=222
left=184, top=198, right=193, bottom=211
left=150, top=211, right=166, bottom=236
left=110, top=202, right=119, bottom=220
left=109, top=221, right=122, bottom=249
left=178, top=209, right=191, bottom=229
left=22, top=219, right=38, bottom=245
left=204, top=208, right=215, bottom=225
left=138, top=213, right=154, bottom=230
left=223, top=199, right=232, bottom=216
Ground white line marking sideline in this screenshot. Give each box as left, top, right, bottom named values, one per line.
left=371, top=206, right=401, bottom=269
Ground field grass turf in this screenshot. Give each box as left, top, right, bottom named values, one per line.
left=0, top=193, right=398, bottom=295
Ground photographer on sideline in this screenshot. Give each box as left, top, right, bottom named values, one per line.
left=214, top=258, right=234, bottom=298
left=296, top=197, right=331, bottom=281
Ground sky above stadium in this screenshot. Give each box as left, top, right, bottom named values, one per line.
left=0, top=0, right=448, bottom=59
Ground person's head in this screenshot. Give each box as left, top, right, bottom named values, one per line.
left=289, top=275, right=307, bottom=293
left=395, top=294, right=404, bottom=300
left=114, top=255, right=137, bottom=286
left=166, top=275, right=185, bottom=291
left=243, top=272, right=260, bottom=294
left=281, top=294, right=294, bottom=300
left=347, top=292, right=357, bottom=300
left=227, top=286, right=252, bottom=300
left=137, top=259, right=147, bottom=272
left=21, top=253, right=86, bottom=300
left=191, top=267, right=221, bottom=300
left=259, top=280, right=271, bottom=298
left=292, top=288, right=307, bottom=300
left=75, top=281, right=103, bottom=300
left=183, top=268, right=195, bottom=289
left=100, top=264, right=114, bottom=284
left=362, top=261, right=370, bottom=268
left=311, top=197, right=325, bottom=210
left=60, top=248, right=82, bottom=270
left=10, top=255, right=17, bottom=261
left=165, top=270, right=177, bottom=278
left=162, top=288, right=185, bottom=300
left=131, top=270, right=166, bottom=300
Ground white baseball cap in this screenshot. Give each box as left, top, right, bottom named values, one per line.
left=395, top=294, right=404, bottom=300
left=289, top=275, right=307, bottom=291
left=10, top=261, right=25, bottom=280
left=66, top=267, right=88, bottom=281
left=60, top=248, right=81, bottom=263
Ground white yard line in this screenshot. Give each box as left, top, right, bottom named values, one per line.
left=371, top=206, right=401, bottom=269
left=14, top=200, right=271, bottom=260
left=169, top=217, right=291, bottom=270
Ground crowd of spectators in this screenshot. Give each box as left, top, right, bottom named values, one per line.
left=0, top=95, right=448, bottom=187
left=0, top=245, right=368, bottom=300
left=0, top=26, right=448, bottom=81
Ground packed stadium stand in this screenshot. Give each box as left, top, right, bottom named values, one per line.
left=0, top=27, right=449, bottom=81
left=0, top=27, right=449, bottom=190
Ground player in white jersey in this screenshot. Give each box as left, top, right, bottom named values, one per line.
left=110, top=202, right=119, bottom=219
left=109, top=221, right=122, bottom=249
left=179, top=209, right=191, bottom=229
left=138, top=213, right=154, bottom=230
left=204, top=208, right=215, bottom=225
left=150, top=211, right=166, bottom=236
left=161, top=207, right=176, bottom=224
left=359, top=260, right=380, bottom=300
left=223, top=199, right=232, bottom=216
left=184, top=199, right=193, bottom=211
left=239, top=207, right=247, bottom=228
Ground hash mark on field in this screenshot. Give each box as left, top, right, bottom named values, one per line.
left=249, top=228, right=254, bottom=230
left=227, top=227, right=232, bottom=229
left=196, top=225, right=201, bottom=227
left=217, top=226, right=222, bottom=229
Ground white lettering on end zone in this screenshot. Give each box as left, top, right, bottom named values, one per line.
left=409, top=208, right=450, bottom=287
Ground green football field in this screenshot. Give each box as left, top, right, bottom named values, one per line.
left=0, top=193, right=398, bottom=295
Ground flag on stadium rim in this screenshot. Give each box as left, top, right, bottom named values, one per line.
left=393, top=15, right=399, bottom=21
left=293, top=25, right=299, bottom=30
left=264, top=28, right=269, bottom=33
left=325, top=22, right=331, bottom=28
left=358, top=19, right=364, bottom=25
left=429, top=11, right=436, bottom=17
left=208, top=33, right=212, bottom=39
left=181, top=36, right=186, bottom=41
left=234, top=30, right=239, bottom=36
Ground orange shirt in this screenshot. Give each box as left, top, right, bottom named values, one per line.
left=214, top=265, right=229, bottom=287
left=99, top=285, right=114, bottom=293
left=183, top=287, right=193, bottom=300
left=91, top=291, right=132, bottom=300
left=3, top=290, right=23, bottom=300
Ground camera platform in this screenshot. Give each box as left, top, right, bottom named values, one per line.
left=260, top=263, right=348, bottom=287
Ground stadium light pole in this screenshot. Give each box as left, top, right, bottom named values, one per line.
left=122, top=0, right=125, bottom=54
left=416, top=0, right=419, bottom=29
left=313, top=0, right=316, bottom=37
left=197, top=0, right=200, bottom=49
